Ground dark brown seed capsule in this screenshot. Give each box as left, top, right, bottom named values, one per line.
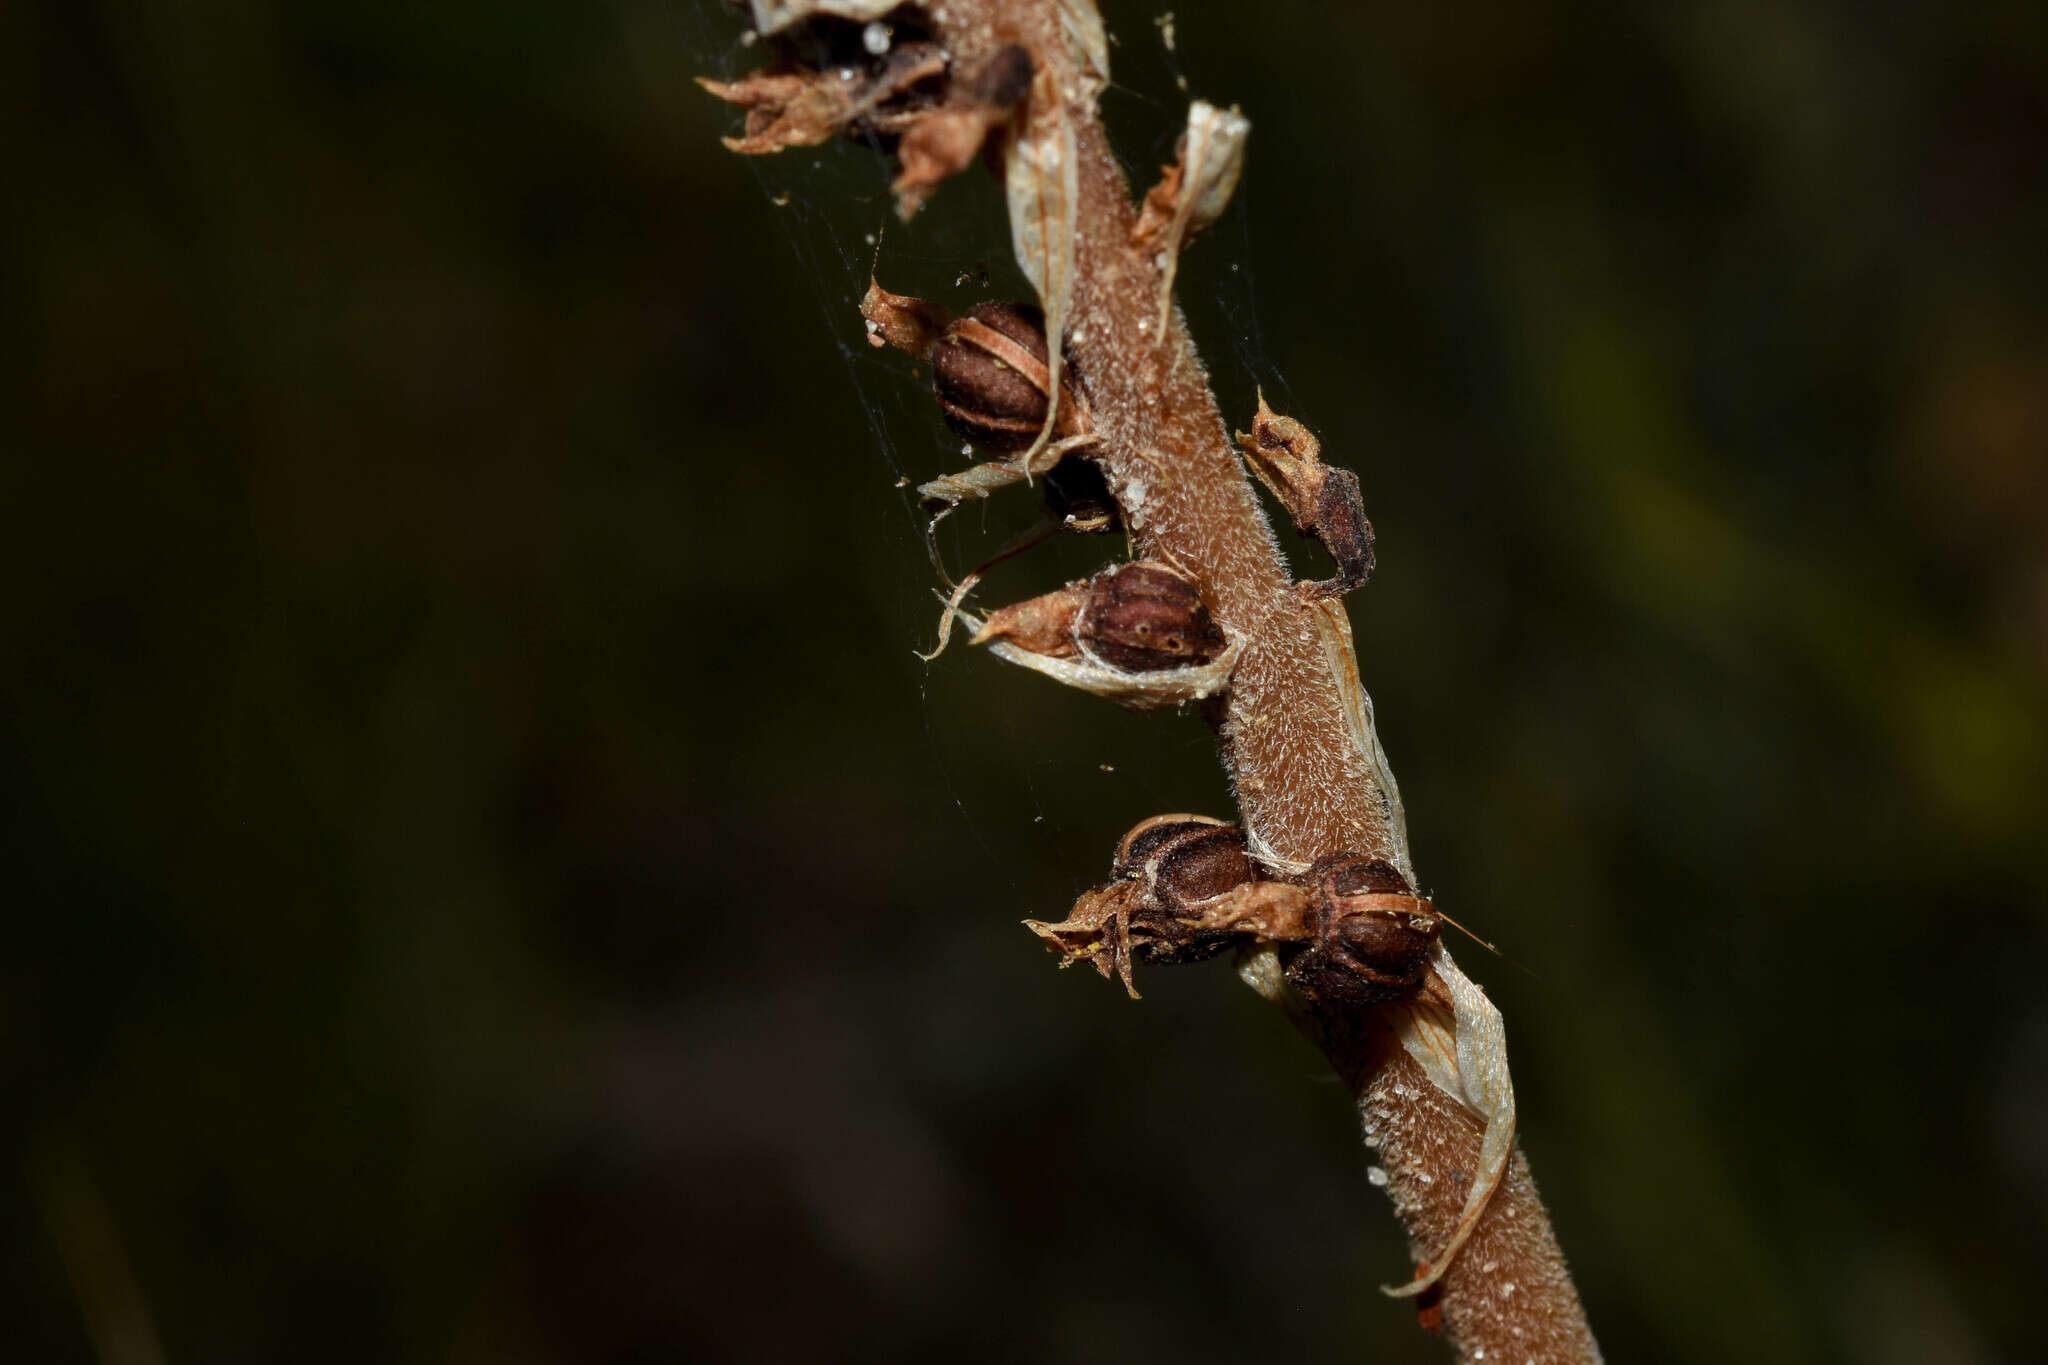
left=1283, top=853, right=1440, bottom=1006
left=1320, top=856, right=1413, bottom=899
left=1111, top=815, right=1251, bottom=908
left=1078, top=562, right=1227, bottom=672
left=1110, top=814, right=1255, bottom=966
left=931, top=302, right=1054, bottom=452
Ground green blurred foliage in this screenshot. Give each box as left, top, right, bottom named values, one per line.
left=5, top=1, right=2045, bottom=1362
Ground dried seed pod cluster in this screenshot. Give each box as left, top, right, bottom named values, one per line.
left=1024, top=808, right=1510, bottom=1302
left=707, top=0, right=1535, bottom=1324
left=1026, top=812, right=1439, bottom=1007
left=702, top=19, right=1031, bottom=220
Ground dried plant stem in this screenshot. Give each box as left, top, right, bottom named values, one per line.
left=709, top=2, right=1596, bottom=1359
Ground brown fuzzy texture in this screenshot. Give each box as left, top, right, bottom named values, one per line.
left=713, top=3, right=1598, bottom=1359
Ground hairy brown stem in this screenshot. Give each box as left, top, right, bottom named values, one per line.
left=708, top=2, right=1596, bottom=1358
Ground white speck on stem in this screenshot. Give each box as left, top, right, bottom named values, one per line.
left=862, top=22, right=890, bottom=56
left=1366, top=1166, right=1388, bottom=1188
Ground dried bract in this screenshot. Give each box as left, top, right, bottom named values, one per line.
left=1237, top=395, right=1377, bottom=598
left=1381, top=949, right=1517, bottom=1300
left=1054, top=0, right=1111, bottom=93
left=1132, top=101, right=1249, bottom=340
left=1001, top=58, right=1080, bottom=471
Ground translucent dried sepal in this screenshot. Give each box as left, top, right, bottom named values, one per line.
left=1311, top=598, right=1416, bottom=890
left=984, top=630, right=1241, bottom=710
left=1055, top=0, right=1111, bottom=93
left=1381, top=946, right=1516, bottom=1298
left=914, top=434, right=1094, bottom=519
left=1001, top=59, right=1079, bottom=473
left=1132, top=101, right=1249, bottom=341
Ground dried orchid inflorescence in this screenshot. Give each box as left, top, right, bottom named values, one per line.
left=706, top=3, right=1574, bottom=1344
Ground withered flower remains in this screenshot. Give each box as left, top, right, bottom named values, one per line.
left=1237, top=395, right=1377, bottom=599
left=1026, top=813, right=1441, bottom=1009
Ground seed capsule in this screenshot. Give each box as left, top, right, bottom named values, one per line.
left=1283, top=854, right=1440, bottom=1006
left=931, top=302, right=1066, bottom=453
left=1109, top=814, right=1258, bottom=965
left=1077, top=562, right=1226, bottom=672
left=1112, top=815, right=1252, bottom=907
left=970, top=560, right=1239, bottom=708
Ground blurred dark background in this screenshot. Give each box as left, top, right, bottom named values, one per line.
left=6, top=1, right=2046, bottom=1361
